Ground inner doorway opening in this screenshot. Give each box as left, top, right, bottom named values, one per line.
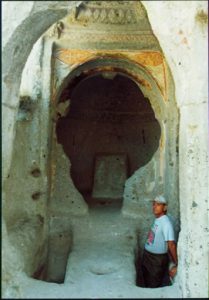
left=56, top=72, right=161, bottom=207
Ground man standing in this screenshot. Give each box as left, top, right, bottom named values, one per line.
left=141, top=195, right=178, bottom=288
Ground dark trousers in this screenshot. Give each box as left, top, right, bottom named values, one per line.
left=141, top=249, right=169, bottom=288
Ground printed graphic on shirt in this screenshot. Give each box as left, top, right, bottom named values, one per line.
left=146, top=223, right=158, bottom=245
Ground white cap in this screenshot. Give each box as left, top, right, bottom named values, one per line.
left=154, top=195, right=167, bottom=204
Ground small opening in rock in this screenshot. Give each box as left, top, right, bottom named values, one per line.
left=31, top=192, right=41, bottom=200
left=31, top=168, right=41, bottom=177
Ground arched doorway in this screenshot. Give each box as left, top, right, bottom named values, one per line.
left=56, top=72, right=161, bottom=207
left=3, top=1, right=192, bottom=298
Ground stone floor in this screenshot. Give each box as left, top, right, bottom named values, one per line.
left=21, top=201, right=182, bottom=298
left=65, top=202, right=138, bottom=286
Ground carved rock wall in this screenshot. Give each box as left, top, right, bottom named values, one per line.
left=2, top=1, right=208, bottom=298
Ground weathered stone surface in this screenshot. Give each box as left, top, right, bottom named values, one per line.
left=2, top=1, right=208, bottom=299
left=50, top=143, right=88, bottom=216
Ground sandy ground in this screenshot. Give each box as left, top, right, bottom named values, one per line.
left=21, top=202, right=182, bottom=298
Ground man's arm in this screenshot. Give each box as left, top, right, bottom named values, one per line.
left=167, top=240, right=178, bottom=264
left=167, top=240, right=178, bottom=278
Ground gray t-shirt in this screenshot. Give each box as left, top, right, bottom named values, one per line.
left=145, top=215, right=175, bottom=254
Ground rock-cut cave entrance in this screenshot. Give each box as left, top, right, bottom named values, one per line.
left=56, top=71, right=161, bottom=208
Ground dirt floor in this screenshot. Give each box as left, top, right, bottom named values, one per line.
left=21, top=201, right=181, bottom=298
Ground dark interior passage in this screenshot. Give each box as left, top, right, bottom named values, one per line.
left=56, top=72, right=161, bottom=203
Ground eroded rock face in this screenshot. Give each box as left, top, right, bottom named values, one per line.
left=2, top=1, right=208, bottom=298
